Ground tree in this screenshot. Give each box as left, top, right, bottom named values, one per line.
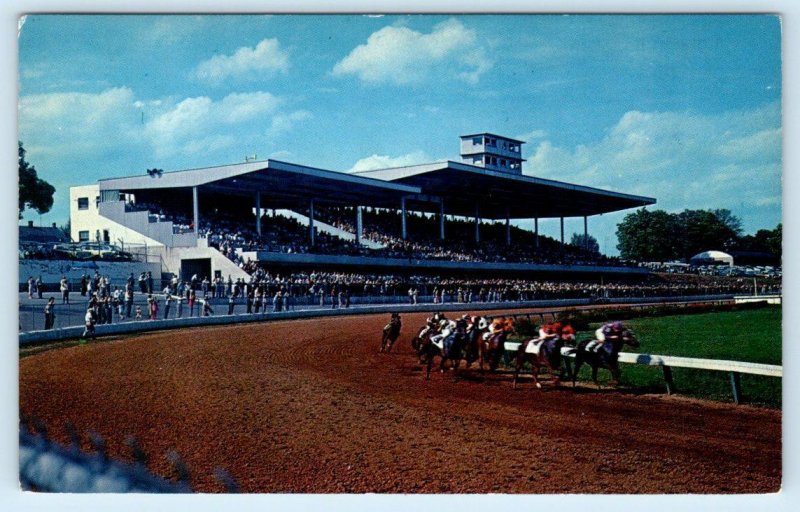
left=674, top=209, right=741, bottom=259
left=570, top=232, right=600, bottom=255
left=19, top=141, right=55, bottom=219
left=616, top=208, right=679, bottom=261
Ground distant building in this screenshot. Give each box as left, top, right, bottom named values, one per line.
left=459, top=133, right=525, bottom=174
left=19, top=221, right=69, bottom=244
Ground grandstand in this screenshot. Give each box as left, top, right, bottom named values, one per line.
left=64, top=133, right=655, bottom=286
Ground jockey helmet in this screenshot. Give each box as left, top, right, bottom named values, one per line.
left=611, top=321, right=623, bottom=332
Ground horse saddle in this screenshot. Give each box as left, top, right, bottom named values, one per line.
left=525, top=339, right=544, bottom=355
left=585, top=340, right=604, bottom=353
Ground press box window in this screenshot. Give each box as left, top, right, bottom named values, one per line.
left=78, top=231, right=90, bottom=242
left=77, top=197, right=89, bottom=210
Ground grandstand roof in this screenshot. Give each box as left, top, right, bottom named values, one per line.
left=351, top=161, right=656, bottom=219
left=98, top=160, right=421, bottom=209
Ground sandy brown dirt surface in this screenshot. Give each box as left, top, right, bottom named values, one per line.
left=19, top=309, right=781, bottom=493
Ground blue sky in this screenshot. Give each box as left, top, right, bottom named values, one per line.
left=17, top=14, right=782, bottom=254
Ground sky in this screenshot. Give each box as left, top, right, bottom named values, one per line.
left=16, top=14, right=782, bottom=255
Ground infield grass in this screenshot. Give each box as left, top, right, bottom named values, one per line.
left=519, top=306, right=782, bottom=407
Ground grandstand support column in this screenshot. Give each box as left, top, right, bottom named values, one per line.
left=534, top=217, right=539, bottom=250
left=255, top=191, right=261, bottom=237
left=560, top=217, right=565, bottom=249
left=401, top=196, right=407, bottom=240
left=309, top=198, right=316, bottom=246
left=192, top=186, right=199, bottom=235
left=584, top=215, right=588, bottom=251
left=474, top=203, right=481, bottom=243
left=355, top=206, right=363, bottom=245
left=439, top=200, right=445, bottom=241
left=505, top=207, right=511, bottom=246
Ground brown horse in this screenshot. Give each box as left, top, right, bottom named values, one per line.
left=478, top=317, right=512, bottom=372
left=415, top=319, right=469, bottom=380
left=380, top=313, right=402, bottom=353
left=512, top=325, right=575, bottom=389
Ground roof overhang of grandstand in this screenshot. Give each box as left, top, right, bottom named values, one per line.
left=98, top=160, right=421, bottom=209
left=351, top=161, right=656, bottom=219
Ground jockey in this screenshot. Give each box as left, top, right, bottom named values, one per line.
left=538, top=322, right=559, bottom=342
left=559, top=324, right=576, bottom=343
left=431, top=318, right=457, bottom=349
left=588, top=321, right=626, bottom=351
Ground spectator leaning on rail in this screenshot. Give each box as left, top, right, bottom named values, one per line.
left=81, top=306, right=96, bottom=340
left=44, top=297, right=55, bottom=330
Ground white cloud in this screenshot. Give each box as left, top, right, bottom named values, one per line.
left=522, top=102, right=782, bottom=234
left=332, top=18, right=491, bottom=85
left=195, top=38, right=289, bottom=85
left=267, top=110, right=313, bottom=137
left=516, top=129, right=548, bottom=142
left=347, top=151, right=430, bottom=172
left=19, top=87, right=305, bottom=165
left=18, top=87, right=144, bottom=158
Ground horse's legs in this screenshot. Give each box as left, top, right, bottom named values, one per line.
left=425, top=351, right=433, bottom=380
left=380, top=333, right=386, bottom=353
left=572, top=356, right=584, bottom=387
left=512, top=353, right=523, bottom=389
left=531, top=362, right=541, bottom=389
left=609, top=364, right=621, bottom=387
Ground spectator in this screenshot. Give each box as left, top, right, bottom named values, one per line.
left=44, top=297, right=55, bottom=330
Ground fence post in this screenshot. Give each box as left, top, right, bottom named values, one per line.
left=662, top=366, right=675, bottom=395
left=729, top=372, right=743, bottom=404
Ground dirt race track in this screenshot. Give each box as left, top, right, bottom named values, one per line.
left=19, top=310, right=781, bottom=494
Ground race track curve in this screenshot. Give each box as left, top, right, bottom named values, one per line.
left=19, top=310, right=781, bottom=493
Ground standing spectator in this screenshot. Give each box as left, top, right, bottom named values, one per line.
left=330, top=284, right=338, bottom=309
left=81, top=306, right=96, bottom=340
left=188, top=290, right=196, bottom=317
left=201, top=276, right=210, bottom=296
left=44, top=297, right=55, bottom=330
left=125, top=285, right=134, bottom=318
left=36, top=276, right=43, bottom=299
left=163, top=293, right=173, bottom=319
left=127, top=272, right=135, bottom=291
left=139, top=272, right=147, bottom=293
left=202, top=295, right=214, bottom=316
left=228, top=295, right=235, bottom=315
left=318, top=286, right=325, bottom=307
left=60, top=276, right=70, bottom=304
left=273, top=291, right=282, bottom=312
left=79, top=274, right=88, bottom=297
left=104, top=296, right=114, bottom=324
left=27, top=277, right=34, bottom=299
left=176, top=295, right=184, bottom=318
left=254, top=291, right=262, bottom=314
left=148, top=294, right=158, bottom=320
left=246, top=291, right=254, bottom=314
left=147, top=271, right=154, bottom=295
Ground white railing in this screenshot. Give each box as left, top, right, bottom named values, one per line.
left=501, top=342, right=781, bottom=404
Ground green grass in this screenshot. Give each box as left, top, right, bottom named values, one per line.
left=514, top=307, right=782, bottom=407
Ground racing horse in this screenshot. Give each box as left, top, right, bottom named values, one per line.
left=478, top=317, right=512, bottom=373
left=569, top=328, right=639, bottom=387
left=512, top=324, right=575, bottom=389
left=416, top=318, right=469, bottom=380
left=411, top=313, right=444, bottom=352
left=379, top=313, right=402, bottom=353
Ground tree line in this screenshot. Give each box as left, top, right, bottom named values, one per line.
left=616, top=208, right=781, bottom=262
